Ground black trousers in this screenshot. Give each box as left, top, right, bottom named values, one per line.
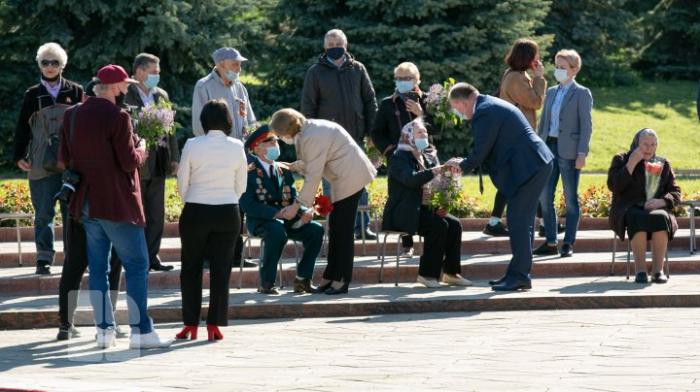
left=140, top=176, right=166, bottom=264
left=234, top=205, right=244, bottom=262
left=179, top=203, right=240, bottom=326
left=58, top=216, right=121, bottom=326
left=323, top=190, right=362, bottom=283
left=417, top=208, right=462, bottom=279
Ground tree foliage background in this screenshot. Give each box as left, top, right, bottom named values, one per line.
left=0, top=0, right=698, bottom=167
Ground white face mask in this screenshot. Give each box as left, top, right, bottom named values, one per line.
left=554, top=68, right=569, bottom=83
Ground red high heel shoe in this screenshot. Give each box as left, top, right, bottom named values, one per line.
left=207, top=324, right=223, bottom=341
left=175, top=325, right=198, bottom=340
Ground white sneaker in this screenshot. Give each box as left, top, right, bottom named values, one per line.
left=96, top=328, right=116, bottom=349
left=129, top=331, right=173, bottom=349
left=416, top=275, right=441, bottom=288
left=441, top=273, right=473, bottom=286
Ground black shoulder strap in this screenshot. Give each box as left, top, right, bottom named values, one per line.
left=69, top=103, right=81, bottom=143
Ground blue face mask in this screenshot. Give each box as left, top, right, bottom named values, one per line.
left=144, top=74, right=160, bottom=89
left=225, top=70, right=239, bottom=83
left=265, top=145, right=281, bottom=161
left=452, top=108, right=466, bottom=121
left=414, top=138, right=429, bottom=151
left=395, top=80, right=414, bottom=94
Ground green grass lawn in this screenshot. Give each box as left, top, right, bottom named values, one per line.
left=588, top=80, right=699, bottom=171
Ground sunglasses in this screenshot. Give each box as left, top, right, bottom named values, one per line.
left=395, top=76, right=415, bottom=81
left=40, top=59, right=60, bottom=68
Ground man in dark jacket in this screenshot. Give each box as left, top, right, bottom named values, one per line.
left=301, top=29, right=378, bottom=239
left=448, top=82, right=554, bottom=292
left=124, top=53, right=179, bottom=272
left=58, top=64, right=171, bottom=349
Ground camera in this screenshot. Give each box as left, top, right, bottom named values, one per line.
left=54, top=170, right=80, bottom=203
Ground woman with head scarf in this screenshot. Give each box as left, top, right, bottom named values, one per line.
left=607, top=128, right=681, bottom=284
left=382, top=118, right=472, bottom=288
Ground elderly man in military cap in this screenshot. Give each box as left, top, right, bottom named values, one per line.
left=192, top=47, right=257, bottom=267
left=239, top=125, right=324, bottom=295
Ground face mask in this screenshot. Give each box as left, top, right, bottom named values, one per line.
left=395, top=80, right=414, bottom=94
left=414, top=138, right=429, bottom=151
left=554, top=68, right=569, bottom=83
left=326, top=47, right=345, bottom=61
left=225, top=70, right=239, bottom=83
left=280, top=136, right=295, bottom=145
left=265, top=145, right=281, bottom=161
left=144, top=74, right=160, bottom=89
left=452, top=108, right=466, bottom=121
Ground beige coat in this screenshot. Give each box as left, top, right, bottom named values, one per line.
left=499, top=70, right=546, bottom=129
left=295, top=119, right=376, bottom=205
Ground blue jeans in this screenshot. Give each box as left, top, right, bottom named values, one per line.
left=28, top=175, right=66, bottom=263
left=82, top=213, right=152, bottom=334
left=539, top=140, right=581, bottom=245
left=322, top=179, right=371, bottom=235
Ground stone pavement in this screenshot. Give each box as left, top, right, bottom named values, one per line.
left=1, top=308, right=699, bottom=391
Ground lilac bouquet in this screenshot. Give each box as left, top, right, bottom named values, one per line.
left=427, top=169, right=462, bottom=212
left=134, top=100, right=176, bottom=149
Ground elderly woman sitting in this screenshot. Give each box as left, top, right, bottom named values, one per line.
left=382, top=118, right=472, bottom=288
left=607, top=128, right=681, bottom=283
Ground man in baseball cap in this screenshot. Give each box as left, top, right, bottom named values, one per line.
left=57, top=63, right=172, bottom=349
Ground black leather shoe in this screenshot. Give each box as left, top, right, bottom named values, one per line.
left=355, top=231, right=378, bottom=240
left=533, top=243, right=558, bottom=256
left=316, top=281, right=333, bottom=293
left=492, top=278, right=532, bottom=291
left=149, top=262, right=174, bottom=272
left=236, top=259, right=258, bottom=268
left=634, top=272, right=649, bottom=283
left=651, top=272, right=668, bottom=284
left=293, top=278, right=319, bottom=293
left=325, top=282, right=350, bottom=295
left=488, top=275, right=507, bottom=286
left=56, top=324, right=80, bottom=340
left=257, top=283, right=280, bottom=295
left=560, top=243, right=573, bottom=258
left=483, top=222, right=509, bottom=237
left=35, top=260, right=51, bottom=275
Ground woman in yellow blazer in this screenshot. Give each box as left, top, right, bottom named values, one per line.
left=483, top=38, right=547, bottom=238
left=270, top=108, right=377, bottom=295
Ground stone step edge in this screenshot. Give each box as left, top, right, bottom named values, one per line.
left=1, top=293, right=698, bottom=330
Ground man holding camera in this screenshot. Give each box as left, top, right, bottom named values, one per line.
left=58, top=64, right=171, bottom=349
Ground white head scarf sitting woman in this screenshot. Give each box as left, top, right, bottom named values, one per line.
left=383, top=117, right=472, bottom=288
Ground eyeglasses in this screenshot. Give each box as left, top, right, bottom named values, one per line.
left=395, top=76, right=415, bottom=81
left=40, top=60, right=60, bottom=68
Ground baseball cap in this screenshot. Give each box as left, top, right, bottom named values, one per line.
left=96, top=64, right=139, bottom=85
left=212, top=47, right=248, bottom=63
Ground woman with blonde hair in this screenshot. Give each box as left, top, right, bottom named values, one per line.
left=270, top=108, right=376, bottom=295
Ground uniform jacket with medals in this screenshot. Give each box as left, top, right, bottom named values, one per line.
left=240, top=157, right=309, bottom=234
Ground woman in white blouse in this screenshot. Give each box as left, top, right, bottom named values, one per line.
left=175, top=99, right=247, bottom=342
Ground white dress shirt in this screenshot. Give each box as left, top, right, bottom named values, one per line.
left=177, top=130, right=248, bottom=205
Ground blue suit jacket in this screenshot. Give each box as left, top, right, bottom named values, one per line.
left=240, top=158, right=303, bottom=233
left=459, top=95, right=553, bottom=197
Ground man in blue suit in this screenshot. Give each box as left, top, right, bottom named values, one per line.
left=240, top=126, right=324, bottom=294
left=447, top=82, right=554, bottom=291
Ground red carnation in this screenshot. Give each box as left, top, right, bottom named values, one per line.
left=645, top=161, right=663, bottom=176
left=313, top=195, right=334, bottom=217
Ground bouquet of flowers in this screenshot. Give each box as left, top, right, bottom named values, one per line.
left=424, top=78, right=473, bottom=159
left=313, top=194, right=334, bottom=217
left=427, top=169, right=462, bottom=213
left=644, top=158, right=664, bottom=201
left=134, top=100, right=176, bottom=149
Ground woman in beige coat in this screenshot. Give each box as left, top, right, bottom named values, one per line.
left=270, top=108, right=376, bottom=295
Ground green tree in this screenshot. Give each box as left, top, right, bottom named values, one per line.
left=635, top=0, right=700, bottom=79
left=0, top=0, right=266, bottom=168
left=538, top=0, right=642, bottom=86
left=269, top=0, right=553, bottom=159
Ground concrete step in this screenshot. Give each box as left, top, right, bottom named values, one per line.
left=0, top=217, right=693, bottom=242
left=2, top=274, right=699, bottom=330
left=1, top=252, right=698, bottom=296
left=1, top=229, right=697, bottom=267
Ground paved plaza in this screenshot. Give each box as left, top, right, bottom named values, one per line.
left=1, top=308, right=699, bottom=391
